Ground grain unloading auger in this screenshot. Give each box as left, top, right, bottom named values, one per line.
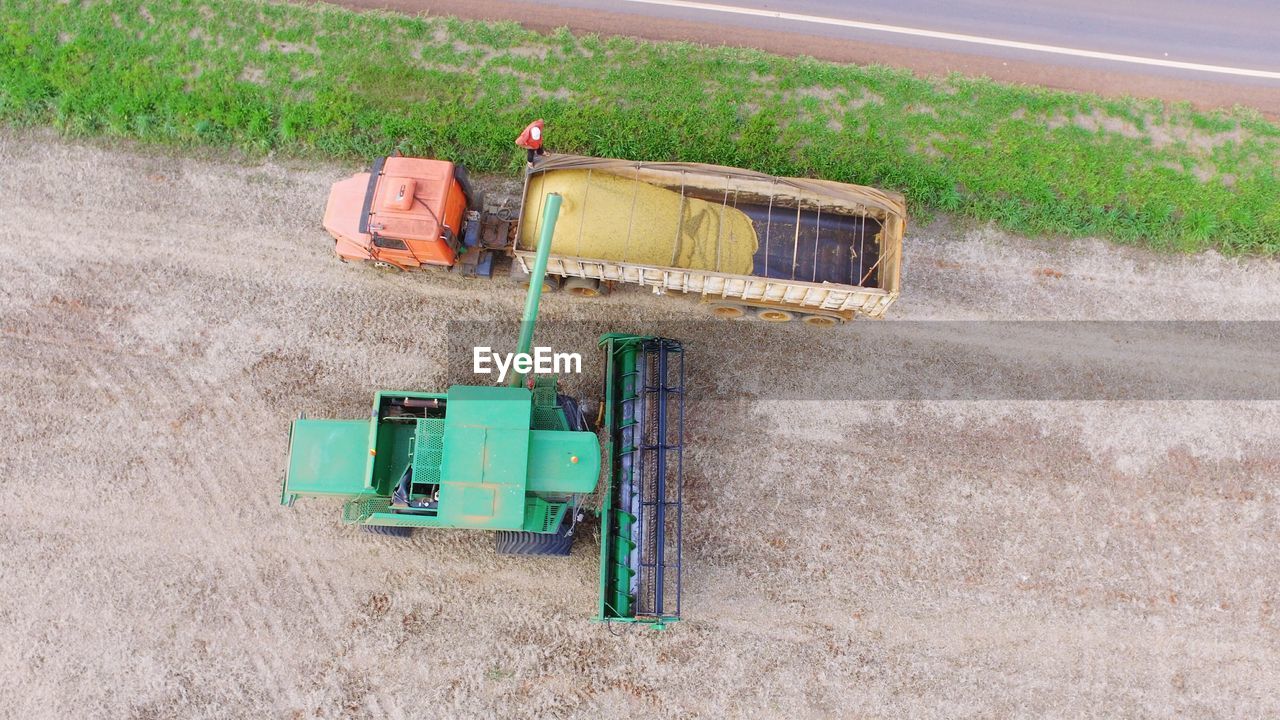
left=282, top=194, right=685, bottom=627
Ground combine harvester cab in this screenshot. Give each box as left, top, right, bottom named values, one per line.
left=514, top=155, right=906, bottom=325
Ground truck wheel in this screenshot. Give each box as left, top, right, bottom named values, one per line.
left=708, top=302, right=748, bottom=319
left=756, top=308, right=795, bottom=322
left=508, top=260, right=530, bottom=284
left=508, top=263, right=560, bottom=293
left=525, top=275, right=561, bottom=293
left=563, top=277, right=601, bottom=297
left=801, top=314, right=840, bottom=328
left=363, top=524, right=415, bottom=538
left=496, top=521, right=574, bottom=557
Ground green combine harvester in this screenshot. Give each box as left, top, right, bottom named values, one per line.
left=281, top=194, right=685, bottom=628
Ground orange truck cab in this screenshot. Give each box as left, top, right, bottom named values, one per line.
left=322, top=156, right=475, bottom=270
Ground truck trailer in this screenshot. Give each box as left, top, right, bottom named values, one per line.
left=322, top=150, right=906, bottom=325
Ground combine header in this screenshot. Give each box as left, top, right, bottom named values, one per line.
left=598, top=335, right=684, bottom=625
left=283, top=193, right=685, bottom=627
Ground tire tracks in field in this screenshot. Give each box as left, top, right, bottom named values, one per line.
left=177, top=384, right=315, bottom=714
left=7, top=130, right=1280, bottom=718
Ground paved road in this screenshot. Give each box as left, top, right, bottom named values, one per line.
left=589, top=0, right=1280, bottom=80
left=332, top=0, right=1280, bottom=114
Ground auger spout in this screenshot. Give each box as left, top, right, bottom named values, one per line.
left=509, top=192, right=562, bottom=388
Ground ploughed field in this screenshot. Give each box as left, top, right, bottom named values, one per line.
left=2, top=131, right=1278, bottom=719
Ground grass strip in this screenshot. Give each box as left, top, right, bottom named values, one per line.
left=2, top=0, right=1278, bottom=252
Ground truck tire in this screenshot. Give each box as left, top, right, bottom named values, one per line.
left=496, top=521, right=574, bottom=557
left=510, top=264, right=561, bottom=293
left=801, top=314, right=840, bottom=328
left=708, top=302, right=748, bottom=319
left=508, top=260, right=530, bottom=283
left=363, top=524, right=415, bottom=538
left=563, top=277, right=601, bottom=297
left=755, top=308, right=795, bottom=322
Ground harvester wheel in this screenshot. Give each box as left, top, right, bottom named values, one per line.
left=708, top=302, right=748, bottom=319
left=362, top=524, right=415, bottom=538
left=756, top=308, right=796, bottom=322
left=368, top=260, right=403, bottom=273
left=558, top=394, right=591, bottom=431
left=563, top=277, right=601, bottom=297
left=495, top=520, right=574, bottom=557
left=801, top=314, right=840, bottom=328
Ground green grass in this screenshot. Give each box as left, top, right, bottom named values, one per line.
left=3, top=0, right=1279, bottom=253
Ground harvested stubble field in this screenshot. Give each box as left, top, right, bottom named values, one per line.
left=1, top=131, right=1279, bottom=719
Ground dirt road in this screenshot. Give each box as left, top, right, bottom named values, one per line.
left=2, top=131, right=1278, bottom=719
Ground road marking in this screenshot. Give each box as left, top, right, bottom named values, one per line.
left=623, top=0, right=1280, bottom=79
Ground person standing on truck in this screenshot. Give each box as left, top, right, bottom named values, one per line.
left=516, top=119, right=546, bottom=166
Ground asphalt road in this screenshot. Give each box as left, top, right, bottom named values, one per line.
left=576, top=0, right=1280, bottom=80
left=332, top=0, right=1280, bottom=114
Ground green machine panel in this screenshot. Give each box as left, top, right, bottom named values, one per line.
left=283, top=419, right=371, bottom=502
left=527, top=430, right=600, bottom=494
left=437, top=385, right=532, bottom=529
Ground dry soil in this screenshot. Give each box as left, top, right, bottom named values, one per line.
left=1, top=131, right=1278, bottom=719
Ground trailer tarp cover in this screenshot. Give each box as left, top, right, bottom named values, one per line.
left=517, top=154, right=906, bottom=276
left=522, top=169, right=757, bottom=273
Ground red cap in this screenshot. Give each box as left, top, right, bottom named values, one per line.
left=515, top=119, right=545, bottom=150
